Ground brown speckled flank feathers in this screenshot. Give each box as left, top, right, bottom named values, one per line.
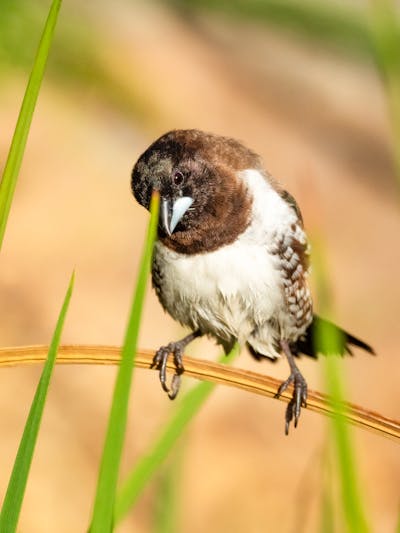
left=270, top=222, right=313, bottom=335
left=131, top=129, right=374, bottom=432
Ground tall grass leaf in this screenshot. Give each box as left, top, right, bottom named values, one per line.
left=319, top=442, right=335, bottom=533
left=313, top=235, right=370, bottom=533
left=321, top=347, right=370, bottom=533
left=368, top=0, right=400, bottom=187
left=152, top=444, right=184, bottom=533
left=115, top=344, right=239, bottom=524
left=0, top=0, right=62, bottom=251
left=0, top=0, right=61, bottom=248
left=0, top=271, right=74, bottom=533
left=88, top=192, right=159, bottom=533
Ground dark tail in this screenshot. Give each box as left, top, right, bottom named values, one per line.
left=293, top=315, right=375, bottom=358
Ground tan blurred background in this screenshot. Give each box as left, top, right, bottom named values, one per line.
left=0, top=0, right=399, bottom=531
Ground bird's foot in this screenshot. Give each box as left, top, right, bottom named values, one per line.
left=275, top=368, right=308, bottom=435
left=151, top=342, right=185, bottom=400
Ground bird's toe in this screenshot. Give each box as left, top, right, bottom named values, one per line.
left=278, top=369, right=308, bottom=434
left=152, top=342, right=186, bottom=399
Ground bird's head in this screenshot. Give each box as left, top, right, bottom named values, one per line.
left=131, top=129, right=256, bottom=254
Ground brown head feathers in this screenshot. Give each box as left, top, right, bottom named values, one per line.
left=132, top=129, right=259, bottom=254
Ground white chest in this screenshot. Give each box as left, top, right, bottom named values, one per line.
left=153, top=219, right=286, bottom=345
left=151, top=168, right=309, bottom=354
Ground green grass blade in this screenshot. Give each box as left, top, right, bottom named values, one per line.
left=115, top=344, right=239, bottom=524
left=152, top=444, right=184, bottom=533
left=0, top=0, right=62, bottom=251
left=0, top=272, right=74, bottom=533
left=319, top=443, right=335, bottom=533
left=368, top=0, right=400, bottom=188
left=313, top=236, right=370, bottom=533
left=88, top=193, right=159, bottom=533
left=319, top=326, right=370, bottom=533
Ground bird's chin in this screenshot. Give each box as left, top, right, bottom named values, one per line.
left=158, top=224, right=170, bottom=239
left=159, top=225, right=185, bottom=240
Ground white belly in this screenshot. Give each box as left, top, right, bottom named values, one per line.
left=153, top=236, right=285, bottom=356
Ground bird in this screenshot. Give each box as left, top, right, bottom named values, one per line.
left=131, top=129, right=374, bottom=434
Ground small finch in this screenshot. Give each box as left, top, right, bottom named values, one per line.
left=131, top=129, right=374, bottom=434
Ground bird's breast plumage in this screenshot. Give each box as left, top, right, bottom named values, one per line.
left=152, top=168, right=313, bottom=358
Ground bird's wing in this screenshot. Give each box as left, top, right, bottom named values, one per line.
left=279, top=189, right=304, bottom=226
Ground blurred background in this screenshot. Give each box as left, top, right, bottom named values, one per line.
left=0, top=0, right=399, bottom=531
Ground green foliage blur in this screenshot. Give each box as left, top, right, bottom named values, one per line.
left=0, top=0, right=156, bottom=125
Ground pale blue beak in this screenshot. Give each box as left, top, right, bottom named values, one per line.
left=161, top=196, right=193, bottom=236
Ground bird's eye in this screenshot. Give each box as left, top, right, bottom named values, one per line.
left=173, top=170, right=184, bottom=186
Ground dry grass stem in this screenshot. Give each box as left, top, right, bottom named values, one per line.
left=0, top=345, right=398, bottom=442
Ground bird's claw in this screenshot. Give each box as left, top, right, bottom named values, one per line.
left=275, top=369, right=308, bottom=435
left=151, top=342, right=185, bottom=400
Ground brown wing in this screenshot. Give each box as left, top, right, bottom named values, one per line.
left=279, top=189, right=304, bottom=226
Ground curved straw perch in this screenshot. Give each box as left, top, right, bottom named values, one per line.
left=0, top=345, right=398, bottom=442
